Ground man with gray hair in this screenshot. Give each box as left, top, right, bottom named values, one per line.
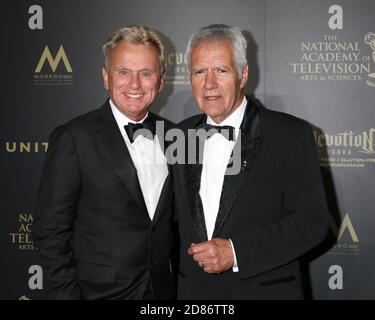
left=33, top=25, right=176, bottom=299
left=173, top=24, right=328, bottom=299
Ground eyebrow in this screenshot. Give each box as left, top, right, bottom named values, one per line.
left=117, top=67, right=157, bottom=72
left=192, top=65, right=232, bottom=71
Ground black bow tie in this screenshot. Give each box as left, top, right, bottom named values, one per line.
left=124, top=117, right=156, bottom=143
left=196, top=123, right=235, bottom=141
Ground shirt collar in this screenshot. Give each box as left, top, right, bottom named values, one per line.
left=206, top=96, right=247, bottom=130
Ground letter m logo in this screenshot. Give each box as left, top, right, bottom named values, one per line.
left=35, top=45, right=73, bottom=73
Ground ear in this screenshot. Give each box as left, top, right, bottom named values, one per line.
left=158, top=74, right=165, bottom=93
left=240, top=64, right=249, bottom=89
left=102, top=67, right=109, bottom=90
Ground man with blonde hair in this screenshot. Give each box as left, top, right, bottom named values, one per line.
left=33, top=25, right=176, bottom=300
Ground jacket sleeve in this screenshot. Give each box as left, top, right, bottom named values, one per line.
left=231, top=123, right=329, bottom=279
left=32, top=125, right=82, bottom=299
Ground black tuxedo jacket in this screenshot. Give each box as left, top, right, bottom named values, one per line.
left=33, top=100, right=176, bottom=300
left=172, top=96, right=328, bottom=299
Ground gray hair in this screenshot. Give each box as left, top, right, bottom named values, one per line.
left=186, top=24, right=247, bottom=77
left=102, top=25, right=166, bottom=74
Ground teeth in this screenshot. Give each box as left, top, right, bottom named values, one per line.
left=125, top=93, right=143, bottom=98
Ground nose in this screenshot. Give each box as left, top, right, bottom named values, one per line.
left=128, top=72, right=141, bottom=89
left=204, top=70, right=218, bottom=90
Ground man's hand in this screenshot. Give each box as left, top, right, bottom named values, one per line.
left=187, top=238, right=234, bottom=273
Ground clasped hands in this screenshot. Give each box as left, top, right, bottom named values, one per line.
left=187, top=238, right=234, bottom=274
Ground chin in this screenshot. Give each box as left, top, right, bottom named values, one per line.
left=201, top=106, right=222, bottom=118
left=126, top=102, right=147, bottom=112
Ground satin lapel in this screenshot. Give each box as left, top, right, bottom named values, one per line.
left=96, top=103, right=148, bottom=213
left=185, top=116, right=208, bottom=242
left=186, top=162, right=207, bottom=242
left=212, top=98, right=263, bottom=237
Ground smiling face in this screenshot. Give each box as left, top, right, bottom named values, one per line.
left=190, top=40, right=248, bottom=124
left=102, top=41, right=164, bottom=121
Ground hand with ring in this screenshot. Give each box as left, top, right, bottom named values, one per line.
left=188, top=239, right=234, bottom=274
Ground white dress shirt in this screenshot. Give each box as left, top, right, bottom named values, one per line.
left=199, top=96, right=247, bottom=272
left=110, top=100, right=168, bottom=221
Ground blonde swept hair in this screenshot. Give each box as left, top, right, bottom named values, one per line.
left=103, top=25, right=166, bottom=74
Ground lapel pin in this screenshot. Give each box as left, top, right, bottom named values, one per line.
left=242, top=160, right=247, bottom=169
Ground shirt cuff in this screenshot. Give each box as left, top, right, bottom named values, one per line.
left=229, top=239, right=239, bottom=272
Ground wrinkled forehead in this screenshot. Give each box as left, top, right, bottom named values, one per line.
left=191, top=39, right=236, bottom=65
left=192, top=38, right=234, bottom=53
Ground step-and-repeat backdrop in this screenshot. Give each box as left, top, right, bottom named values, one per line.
left=1, top=0, right=374, bottom=299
